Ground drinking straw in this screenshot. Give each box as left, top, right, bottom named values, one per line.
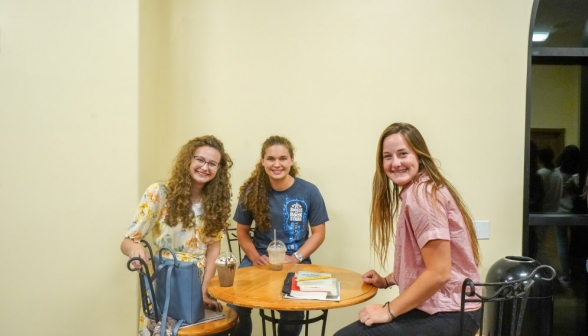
left=274, top=229, right=276, bottom=243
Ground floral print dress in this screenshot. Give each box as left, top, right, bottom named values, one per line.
left=125, top=183, right=223, bottom=336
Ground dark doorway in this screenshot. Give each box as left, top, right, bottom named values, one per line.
left=531, top=128, right=566, bottom=158
left=526, top=1, right=588, bottom=335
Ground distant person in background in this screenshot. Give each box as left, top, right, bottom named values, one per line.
left=537, top=146, right=563, bottom=213
left=556, top=145, right=581, bottom=213
left=529, top=141, right=544, bottom=213
left=535, top=146, right=563, bottom=266
left=528, top=141, right=544, bottom=261
left=555, top=145, right=581, bottom=286
left=573, top=162, right=588, bottom=214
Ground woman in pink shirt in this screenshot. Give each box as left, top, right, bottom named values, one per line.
left=335, top=122, right=481, bottom=336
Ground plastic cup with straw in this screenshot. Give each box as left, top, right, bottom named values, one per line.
left=267, top=229, right=286, bottom=270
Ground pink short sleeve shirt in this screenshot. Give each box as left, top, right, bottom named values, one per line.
left=391, top=175, right=480, bottom=314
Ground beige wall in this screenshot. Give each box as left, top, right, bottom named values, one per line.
left=0, top=0, right=533, bottom=335
left=139, top=0, right=174, bottom=190
left=531, top=65, right=581, bottom=146
left=0, top=1, right=139, bottom=335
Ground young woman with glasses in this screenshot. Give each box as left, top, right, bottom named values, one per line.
left=120, top=135, right=233, bottom=335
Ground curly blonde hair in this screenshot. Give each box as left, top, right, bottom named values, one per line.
left=238, top=136, right=299, bottom=231
left=166, top=135, right=233, bottom=237
left=371, top=123, right=480, bottom=267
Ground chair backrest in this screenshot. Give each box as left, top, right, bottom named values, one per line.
left=459, top=264, right=556, bottom=336
left=224, top=226, right=254, bottom=262
left=127, top=240, right=161, bottom=323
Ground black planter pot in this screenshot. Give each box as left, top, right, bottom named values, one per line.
left=483, top=256, right=554, bottom=336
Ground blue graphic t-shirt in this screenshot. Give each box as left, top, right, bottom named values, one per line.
left=233, top=177, right=329, bottom=257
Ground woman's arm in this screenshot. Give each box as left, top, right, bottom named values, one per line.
left=359, top=239, right=451, bottom=326
left=236, top=223, right=269, bottom=265
left=202, top=240, right=222, bottom=311
left=284, top=223, right=326, bottom=264
left=121, top=183, right=165, bottom=268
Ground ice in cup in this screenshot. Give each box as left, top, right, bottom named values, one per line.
left=267, top=240, right=287, bottom=271
left=216, top=251, right=237, bottom=287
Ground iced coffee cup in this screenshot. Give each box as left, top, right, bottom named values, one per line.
left=267, top=240, right=287, bottom=271
left=216, top=251, right=237, bottom=287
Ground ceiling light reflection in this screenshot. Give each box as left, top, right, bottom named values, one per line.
left=532, top=32, right=550, bottom=42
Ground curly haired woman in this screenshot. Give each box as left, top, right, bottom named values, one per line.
left=120, top=135, right=233, bottom=336
left=335, top=123, right=481, bottom=336
left=230, top=135, right=329, bottom=336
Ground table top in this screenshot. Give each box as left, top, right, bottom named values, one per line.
left=208, top=264, right=377, bottom=311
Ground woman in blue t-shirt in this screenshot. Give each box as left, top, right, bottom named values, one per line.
left=230, top=135, right=329, bottom=336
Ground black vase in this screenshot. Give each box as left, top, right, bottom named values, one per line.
left=483, top=256, right=554, bottom=336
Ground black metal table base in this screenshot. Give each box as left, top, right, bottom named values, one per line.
left=259, top=309, right=329, bottom=336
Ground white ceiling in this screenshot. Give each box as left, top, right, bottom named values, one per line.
left=533, top=0, right=588, bottom=47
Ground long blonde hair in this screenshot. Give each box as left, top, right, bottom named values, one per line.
left=167, top=135, right=233, bottom=236
left=238, top=136, right=299, bottom=231
left=370, top=123, right=480, bottom=267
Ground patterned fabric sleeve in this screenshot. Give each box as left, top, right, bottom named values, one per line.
left=209, top=229, right=224, bottom=243
left=125, top=183, right=167, bottom=243
left=197, top=225, right=224, bottom=245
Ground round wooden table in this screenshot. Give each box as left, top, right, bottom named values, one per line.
left=208, top=264, right=377, bottom=335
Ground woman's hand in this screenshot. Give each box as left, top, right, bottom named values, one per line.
left=362, top=270, right=388, bottom=289
left=203, top=294, right=223, bottom=312
left=122, top=238, right=150, bottom=270
left=252, top=254, right=270, bottom=265
left=358, top=304, right=392, bottom=326
left=129, top=245, right=149, bottom=270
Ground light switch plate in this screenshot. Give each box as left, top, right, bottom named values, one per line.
left=474, top=220, right=490, bottom=240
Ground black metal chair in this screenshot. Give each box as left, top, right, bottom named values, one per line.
left=126, top=240, right=160, bottom=323
left=459, top=264, right=556, bottom=336
left=224, top=226, right=254, bottom=262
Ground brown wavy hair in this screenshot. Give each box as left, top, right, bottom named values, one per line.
left=370, top=123, right=480, bottom=267
left=238, top=136, right=299, bottom=231
left=166, top=135, right=233, bottom=236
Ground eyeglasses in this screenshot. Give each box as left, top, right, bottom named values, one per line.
left=193, top=156, right=220, bottom=171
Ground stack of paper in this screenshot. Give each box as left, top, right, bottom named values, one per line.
left=284, top=271, right=340, bottom=301
left=297, top=278, right=337, bottom=292
left=296, top=271, right=331, bottom=281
